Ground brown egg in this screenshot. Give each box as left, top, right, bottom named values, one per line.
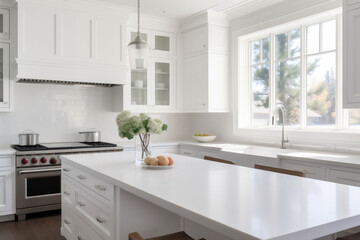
left=144, top=156, right=152, bottom=165
left=157, top=156, right=169, bottom=166
left=150, top=158, right=159, bottom=166
left=167, top=156, right=174, bottom=165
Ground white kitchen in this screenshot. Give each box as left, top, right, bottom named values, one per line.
left=1, top=0, right=360, bottom=239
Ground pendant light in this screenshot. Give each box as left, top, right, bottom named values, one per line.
left=128, top=0, right=149, bottom=70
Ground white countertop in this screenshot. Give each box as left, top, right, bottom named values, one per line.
left=0, top=146, right=16, bottom=155
left=61, top=151, right=360, bottom=240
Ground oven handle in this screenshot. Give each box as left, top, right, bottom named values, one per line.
left=18, top=167, right=61, bottom=175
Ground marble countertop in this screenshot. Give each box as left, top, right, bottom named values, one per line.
left=61, top=151, right=360, bottom=240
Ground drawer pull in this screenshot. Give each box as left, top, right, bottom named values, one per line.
left=63, top=191, right=71, bottom=196
left=64, top=219, right=70, bottom=225
left=77, top=175, right=86, bottom=180
left=96, top=216, right=106, bottom=223
left=95, top=185, right=107, bottom=191
left=184, top=152, right=191, bottom=155
left=77, top=201, right=86, bottom=207
left=63, top=168, right=71, bottom=172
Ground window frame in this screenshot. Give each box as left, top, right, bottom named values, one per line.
left=236, top=10, right=345, bottom=133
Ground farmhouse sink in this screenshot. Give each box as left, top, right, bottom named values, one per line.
left=221, top=145, right=295, bottom=158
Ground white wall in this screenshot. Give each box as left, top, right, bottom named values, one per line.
left=0, top=82, right=190, bottom=146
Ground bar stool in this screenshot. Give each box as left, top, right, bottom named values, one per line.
left=129, top=231, right=206, bottom=240
left=203, top=156, right=235, bottom=165
left=254, top=164, right=305, bottom=177
left=336, top=232, right=360, bottom=240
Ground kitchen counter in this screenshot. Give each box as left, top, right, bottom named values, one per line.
left=0, top=147, right=16, bottom=155
left=61, top=151, right=360, bottom=240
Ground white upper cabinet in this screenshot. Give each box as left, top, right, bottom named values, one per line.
left=16, top=0, right=129, bottom=85
left=0, top=43, right=10, bottom=111
left=343, top=0, right=360, bottom=108
left=119, top=25, right=177, bottom=113
left=182, top=20, right=229, bottom=113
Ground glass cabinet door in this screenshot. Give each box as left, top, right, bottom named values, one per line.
left=0, top=43, right=9, bottom=106
left=152, top=32, right=173, bottom=56
left=154, top=59, right=172, bottom=106
left=131, top=69, right=148, bottom=106
left=0, top=9, right=9, bottom=39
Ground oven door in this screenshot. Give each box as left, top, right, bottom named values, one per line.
left=16, top=166, right=61, bottom=209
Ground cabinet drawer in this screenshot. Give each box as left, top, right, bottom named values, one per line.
left=63, top=163, right=114, bottom=202
left=329, top=168, right=360, bottom=187
left=0, top=157, right=12, bottom=168
left=179, top=148, right=196, bottom=157
left=62, top=175, right=74, bottom=206
left=76, top=216, right=106, bottom=240
left=281, top=160, right=326, bottom=180
left=62, top=205, right=75, bottom=239
left=75, top=186, right=112, bottom=239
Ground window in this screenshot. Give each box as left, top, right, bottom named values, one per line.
left=240, top=14, right=358, bottom=131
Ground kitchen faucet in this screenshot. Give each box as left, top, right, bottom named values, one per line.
left=272, top=103, right=289, bottom=149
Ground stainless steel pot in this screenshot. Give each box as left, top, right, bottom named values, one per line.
left=18, top=130, right=39, bottom=146
left=79, top=130, right=101, bottom=142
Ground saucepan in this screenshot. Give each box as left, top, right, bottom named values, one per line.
left=79, top=130, right=101, bottom=142
left=18, top=130, right=39, bottom=146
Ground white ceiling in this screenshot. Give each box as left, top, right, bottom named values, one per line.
left=100, top=0, right=280, bottom=20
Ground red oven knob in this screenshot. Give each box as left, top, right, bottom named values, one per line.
left=21, top=158, right=28, bottom=165
left=31, top=158, right=38, bottom=164
left=40, top=157, right=47, bottom=163
left=50, top=158, right=57, bottom=164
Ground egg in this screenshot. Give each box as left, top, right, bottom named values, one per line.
left=157, top=156, right=169, bottom=166
left=150, top=158, right=159, bottom=166
left=167, top=156, right=174, bottom=165
left=144, top=156, right=152, bottom=165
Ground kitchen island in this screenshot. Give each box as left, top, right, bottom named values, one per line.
left=60, top=151, right=360, bottom=240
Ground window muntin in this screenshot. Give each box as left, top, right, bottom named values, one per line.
left=247, top=19, right=341, bottom=129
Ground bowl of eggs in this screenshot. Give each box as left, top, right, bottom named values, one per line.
left=142, top=156, right=174, bottom=169
left=192, top=134, right=216, bottom=143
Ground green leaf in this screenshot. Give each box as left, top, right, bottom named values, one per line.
left=162, top=124, right=168, bottom=131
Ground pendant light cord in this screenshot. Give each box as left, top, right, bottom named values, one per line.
left=137, top=0, right=140, bottom=36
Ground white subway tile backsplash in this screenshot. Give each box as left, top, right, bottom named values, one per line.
left=0, top=83, right=189, bottom=146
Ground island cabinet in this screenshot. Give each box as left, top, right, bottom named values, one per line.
left=343, top=0, right=360, bottom=108
left=16, top=0, right=129, bottom=85
left=61, top=162, right=116, bottom=240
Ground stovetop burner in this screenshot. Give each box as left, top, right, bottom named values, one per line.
left=12, top=144, right=48, bottom=151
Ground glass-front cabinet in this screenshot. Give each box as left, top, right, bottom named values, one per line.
left=126, top=28, right=175, bottom=112
left=0, top=42, right=9, bottom=110
left=0, top=9, right=9, bottom=40
left=129, top=58, right=174, bottom=111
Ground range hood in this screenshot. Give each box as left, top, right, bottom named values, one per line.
left=17, top=78, right=117, bottom=87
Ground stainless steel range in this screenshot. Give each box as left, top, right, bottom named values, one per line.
left=13, top=141, right=123, bottom=220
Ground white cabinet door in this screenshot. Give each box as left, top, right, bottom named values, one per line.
left=151, top=31, right=174, bottom=57
left=184, top=26, right=208, bottom=57
left=281, top=160, right=326, bottom=180
left=328, top=168, right=360, bottom=187
left=0, top=43, right=10, bottom=111
left=344, top=3, right=360, bottom=107
left=0, top=170, right=12, bottom=213
left=184, top=54, right=208, bottom=112
left=0, top=9, right=9, bottom=40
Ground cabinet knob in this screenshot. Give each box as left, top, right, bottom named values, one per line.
left=202, top=44, right=207, bottom=48
left=64, top=191, right=71, bottom=196
left=64, top=219, right=70, bottom=225
left=77, top=175, right=86, bottom=180
left=96, top=216, right=106, bottom=223
left=95, top=185, right=107, bottom=191
left=63, top=168, right=71, bottom=172
left=77, top=201, right=86, bottom=207
left=77, top=236, right=84, bottom=240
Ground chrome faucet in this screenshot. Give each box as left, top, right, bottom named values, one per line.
left=272, top=103, right=289, bottom=149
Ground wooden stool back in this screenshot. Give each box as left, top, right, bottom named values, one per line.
left=254, top=164, right=305, bottom=177
left=203, top=156, right=235, bottom=165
